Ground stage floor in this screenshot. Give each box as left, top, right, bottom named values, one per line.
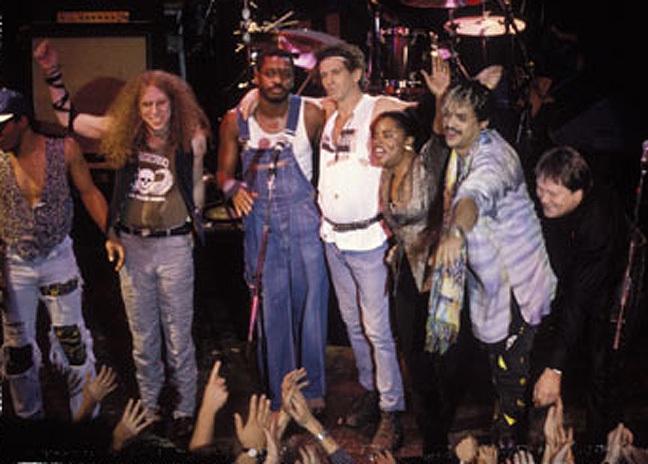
left=3, top=222, right=647, bottom=462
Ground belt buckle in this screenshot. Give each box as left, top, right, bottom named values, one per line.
left=140, top=228, right=152, bottom=237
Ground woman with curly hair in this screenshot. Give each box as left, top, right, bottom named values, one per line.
left=34, top=40, right=211, bottom=441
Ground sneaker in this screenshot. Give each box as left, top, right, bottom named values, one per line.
left=370, top=411, right=404, bottom=452
left=344, top=390, right=379, bottom=428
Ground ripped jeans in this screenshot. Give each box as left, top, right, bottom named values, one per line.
left=2, top=236, right=95, bottom=419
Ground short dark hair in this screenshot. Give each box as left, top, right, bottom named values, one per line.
left=254, top=47, right=295, bottom=73
left=535, top=146, right=592, bottom=193
left=315, top=42, right=366, bottom=88
left=372, top=111, right=417, bottom=139
left=443, top=79, right=493, bottom=123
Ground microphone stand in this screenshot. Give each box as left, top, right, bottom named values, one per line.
left=612, top=144, right=648, bottom=352
left=246, top=142, right=285, bottom=363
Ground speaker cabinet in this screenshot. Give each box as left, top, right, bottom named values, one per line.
left=30, top=24, right=151, bottom=153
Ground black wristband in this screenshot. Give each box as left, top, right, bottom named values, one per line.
left=52, top=91, right=70, bottom=112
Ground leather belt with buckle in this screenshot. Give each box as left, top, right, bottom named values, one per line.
left=117, top=222, right=191, bottom=238
left=323, top=214, right=383, bottom=232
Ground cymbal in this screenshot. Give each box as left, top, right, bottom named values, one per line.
left=400, top=0, right=482, bottom=8
left=445, top=15, right=526, bottom=37
left=277, top=29, right=342, bottom=69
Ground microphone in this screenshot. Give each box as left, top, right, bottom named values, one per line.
left=641, top=140, right=648, bottom=171
left=268, top=139, right=287, bottom=181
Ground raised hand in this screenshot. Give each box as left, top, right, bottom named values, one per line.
left=296, top=445, right=322, bottom=464
left=111, top=398, right=154, bottom=451
left=33, top=39, right=60, bottom=75
left=234, top=393, right=272, bottom=452
left=86, top=365, right=118, bottom=403
left=281, top=368, right=313, bottom=428
left=422, top=54, right=451, bottom=98
left=200, top=360, right=229, bottom=414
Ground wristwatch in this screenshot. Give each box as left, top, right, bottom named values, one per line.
left=245, top=448, right=260, bottom=458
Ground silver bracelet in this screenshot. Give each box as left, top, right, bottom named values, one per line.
left=315, top=430, right=329, bottom=442
left=448, top=225, right=466, bottom=241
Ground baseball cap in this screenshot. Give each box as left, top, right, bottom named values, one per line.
left=0, top=88, right=33, bottom=123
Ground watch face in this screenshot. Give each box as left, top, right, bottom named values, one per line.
left=247, top=448, right=258, bottom=458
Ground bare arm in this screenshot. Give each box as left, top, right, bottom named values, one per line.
left=33, top=39, right=112, bottom=140
left=191, top=130, right=208, bottom=210
left=374, top=95, right=416, bottom=118
left=303, top=100, right=325, bottom=149
left=216, top=110, right=257, bottom=217
left=65, top=137, right=108, bottom=231
left=189, top=360, right=229, bottom=451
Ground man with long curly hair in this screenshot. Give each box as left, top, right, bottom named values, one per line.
left=34, top=40, right=211, bottom=441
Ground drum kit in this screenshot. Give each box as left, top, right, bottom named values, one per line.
left=204, top=0, right=532, bottom=230
left=231, top=0, right=529, bottom=99
left=367, top=0, right=529, bottom=98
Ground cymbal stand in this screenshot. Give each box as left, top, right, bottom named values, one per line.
left=445, top=9, right=470, bottom=80
left=494, top=0, right=539, bottom=145
left=367, top=0, right=384, bottom=90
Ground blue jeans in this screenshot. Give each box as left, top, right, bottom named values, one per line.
left=2, top=236, right=95, bottom=419
left=118, top=233, right=197, bottom=417
left=324, top=241, right=404, bottom=412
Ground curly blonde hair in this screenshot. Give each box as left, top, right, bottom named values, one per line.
left=99, top=70, right=211, bottom=168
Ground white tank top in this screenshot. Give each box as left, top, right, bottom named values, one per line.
left=247, top=99, right=313, bottom=181
left=318, top=94, right=387, bottom=250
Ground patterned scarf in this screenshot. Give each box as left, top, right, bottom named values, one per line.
left=425, top=149, right=469, bottom=354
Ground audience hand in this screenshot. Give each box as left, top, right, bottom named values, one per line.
left=86, top=365, right=118, bottom=403
left=111, top=398, right=154, bottom=452
left=296, top=445, right=322, bottom=464
left=373, top=449, right=397, bottom=464
left=455, top=434, right=478, bottom=463
left=234, top=393, right=272, bottom=452
left=541, top=398, right=574, bottom=464
left=201, top=360, right=229, bottom=414
left=506, top=449, right=536, bottom=464
left=262, top=418, right=280, bottom=464
left=604, top=423, right=636, bottom=464
left=281, top=368, right=314, bottom=429
left=189, top=360, right=229, bottom=451
left=477, top=445, right=498, bottom=464
left=74, top=365, right=118, bottom=422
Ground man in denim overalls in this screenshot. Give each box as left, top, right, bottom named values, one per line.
left=217, top=48, right=329, bottom=411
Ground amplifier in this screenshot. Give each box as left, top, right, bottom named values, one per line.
left=56, top=11, right=131, bottom=24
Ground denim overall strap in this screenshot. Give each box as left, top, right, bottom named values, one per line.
left=237, top=95, right=306, bottom=201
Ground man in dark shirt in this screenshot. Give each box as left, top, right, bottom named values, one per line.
left=532, top=146, right=629, bottom=442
